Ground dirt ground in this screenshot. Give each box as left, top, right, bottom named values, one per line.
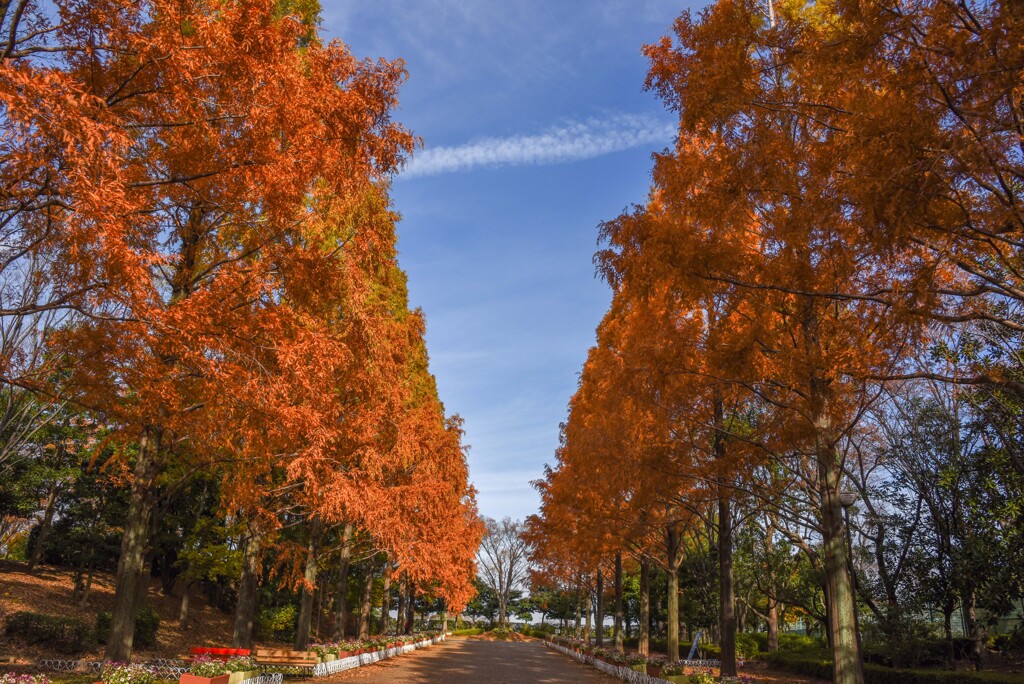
left=0, top=560, right=237, bottom=662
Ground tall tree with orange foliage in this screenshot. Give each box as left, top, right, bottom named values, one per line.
left=635, top=2, right=947, bottom=680
left=12, top=0, right=414, bottom=660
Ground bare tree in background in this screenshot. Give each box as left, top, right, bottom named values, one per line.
left=0, top=251, right=72, bottom=475
left=476, top=516, right=530, bottom=628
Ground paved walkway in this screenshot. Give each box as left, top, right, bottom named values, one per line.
left=324, top=637, right=617, bottom=683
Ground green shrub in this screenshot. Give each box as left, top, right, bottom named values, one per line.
left=777, top=632, right=826, bottom=650
left=524, top=624, right=555, bottom=638
left=95, top=611, right=111, bottom=643
left=760, top=647, right=833, bottom=680
left=134, top=607, right=160, bottom=649
left=991, top=627, right=1024, bottom=654
left=622, top=636, right=668, bottom=654
left=449, top=627, right=485, bottom=636
left=5, top=610, right=94, bottom=654
left=760, top=647, right=1024, bottom=683
left=95, top=607, right=160, bottom=650
left=256, top=604, right=297, bottom=642
left=734, top=632, right=763, bottom=658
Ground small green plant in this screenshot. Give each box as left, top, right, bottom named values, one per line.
left=661, top=661, right=685, bottom=676
left=224, top=657, right=256, bottom=672
left=100, top=663, right=158, bottom=684
left=628, top=653, right=647, bottom=665
left=189, top=658, right=230, bottom=678
left=688, top=670, right=715, bottom=684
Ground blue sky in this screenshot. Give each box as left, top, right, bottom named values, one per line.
left=322, top=1, right=695, bottom=522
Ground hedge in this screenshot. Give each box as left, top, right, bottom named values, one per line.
left=5, top=611, right=93, bottom=654
left=760, top=648, right=1024, bottom=683
left=449, top=628, right=485, bottom=636
left=95, top=606, right=161, bottom=649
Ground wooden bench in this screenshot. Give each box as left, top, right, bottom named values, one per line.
left=253, top=648, right=318, bottom=673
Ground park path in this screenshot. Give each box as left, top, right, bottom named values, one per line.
left=322, top=637, right=617, bottom=683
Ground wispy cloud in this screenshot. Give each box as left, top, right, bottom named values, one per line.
left=402, top=113, right=675, bottom=178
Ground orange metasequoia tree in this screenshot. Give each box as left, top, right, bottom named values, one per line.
left=22, top=0, right=414, bottom=660
left=636, top=2, right=939, bottom=680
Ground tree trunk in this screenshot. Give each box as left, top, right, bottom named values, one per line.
left=404, top=579, right=415, bottom=634
left=395, top=574, right=407, bottom=636
left=667, top=562, right=680, bottom=661
left=820, top=455, right=864, bottom=684
left=595, top=569, right=604, bottom=647
left=179, top=582, right=190, bottom=631
left=77, top=566, right=94, bottom=608
left=294, top=516, right=322, bottom=650
left=942, top=600, right=955, bottom=666
left=332, top=523, right=353, bottom=639
left=28, top=481, right=59, bottom=571
left=583, top=588, right=591, bottom=643
left=379, top=562, right=392, bottom=635
left=613, top=552, right=624, bottom=652
left=713, top=389, right=737, bottom=676
left=965, top=587, right=983, bottom=671
left=574, top=576, right=582, bottom=638
left=639, top=558, right=650, bottom=656
left=719, top=488, right=737, bottom=676
left=314, top=569, right=328, bottom=640
left=358, top=562, right=374, bottom=639
left=233, top=530, right=261, bottom=648
left=667, top=524, right=684, bottom=662
left=766, top=519, right=779, bottom=652
left=105, top=426, right=160, bottom=661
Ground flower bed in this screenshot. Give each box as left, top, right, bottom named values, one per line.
left=305, top=632, right=446, bottom=677
left=544, top=636, right=725, bottom=684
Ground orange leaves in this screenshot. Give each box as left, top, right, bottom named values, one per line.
left=4, top=0, right=476, bottom=607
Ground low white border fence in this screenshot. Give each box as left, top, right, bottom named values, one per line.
left=544, top=639, right=720, bottom=684
left=310, top=635, right=444, bottom=677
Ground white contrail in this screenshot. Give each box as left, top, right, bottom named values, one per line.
left=402, top=113, right=676, bottom=178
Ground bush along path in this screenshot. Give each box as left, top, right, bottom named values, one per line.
left=544, top=637, right=722, bottom=684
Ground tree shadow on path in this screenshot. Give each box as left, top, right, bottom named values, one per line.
left=326, top=638, right=617, bottom=683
